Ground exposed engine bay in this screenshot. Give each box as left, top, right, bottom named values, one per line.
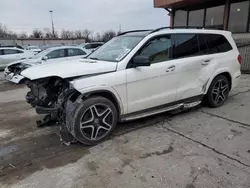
left=25, top=77, right=80, bottom=144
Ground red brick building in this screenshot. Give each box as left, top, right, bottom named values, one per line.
left=154, top=0, right=250, bottom=33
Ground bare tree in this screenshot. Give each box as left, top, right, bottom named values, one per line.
left=74, top=30, right=83, bottom=39
left=82, top=29, right=93, bottom=42
left=94, top=32, right=102, bottom=42
left=43, top=28, right=53, bottom=38
left=18, top=32, right=28, bottom=39
left=0, top=24, right=17, bottom=39
left=101, top=30, right=116, bottom=42
left=61, top=29, right=75, bottom=39
left=42, top=28, right=58, bottom=38
left=30, top=29, right=43, bottom=38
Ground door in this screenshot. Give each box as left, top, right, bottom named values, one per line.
left=126, top=35, right=178, bottom=113
left=45, top=49, right=67, bottom=63
left=172, top=33, right=218, bottom=101
left=66, top=48, right=87, bottom=60
left=0, top=49, right=24, bottom=66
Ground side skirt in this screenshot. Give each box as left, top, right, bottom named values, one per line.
left=120, top=95, right=203, bottom=122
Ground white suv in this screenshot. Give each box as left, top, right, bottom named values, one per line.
left=21, top=28, right=241, bottom=145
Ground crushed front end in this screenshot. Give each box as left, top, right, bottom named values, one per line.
left=25, top=77, right=80, bottom=143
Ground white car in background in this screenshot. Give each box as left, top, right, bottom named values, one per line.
left=79, top=42, right=104, bottom=55
left=26, top=46, right=42, bottom=54
left=4, top=46, right=87, bottom=84
left=0, top=47, right=35, bottom=70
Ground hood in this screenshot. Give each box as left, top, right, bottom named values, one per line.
left=21, top=59, right=117, bottom=80
left=7, top=58, right=42, bottom=67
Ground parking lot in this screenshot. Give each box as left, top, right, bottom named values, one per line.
left=0, top=73, right=250, bottom=188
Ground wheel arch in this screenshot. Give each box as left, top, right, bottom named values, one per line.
left=205, top=71, right=232, bottom=94
left=74, top=89, right=124, bottom=117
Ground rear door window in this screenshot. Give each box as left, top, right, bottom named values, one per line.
left=173, top=34, right=200, bottom=58
left=68, top=48, right=82, bottom=56
left=198, top=34, right=209, bottom=55
left=205, top=34, right=232, bottom=54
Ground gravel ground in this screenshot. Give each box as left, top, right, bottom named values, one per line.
left=0, top=74, right=250, bottom=188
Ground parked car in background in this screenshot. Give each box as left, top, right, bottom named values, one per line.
left=79, top=42, right=104, bottom=55
left=0, top=45, right=24, bottom=49
left=0, top=47, right=35, bottom=70
left=20, top=28, right=241, bottom=145
left=40, top=44, right=64, bottom=51
left=4, top=46, right=87, bottom=83
left=26, top=45, right=42, bottom=54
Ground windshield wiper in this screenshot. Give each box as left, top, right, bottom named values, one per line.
left=89, top=57, right=99, bottom=60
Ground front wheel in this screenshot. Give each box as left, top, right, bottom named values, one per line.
left=207, top=75, right=230, bottom=108
left=73, top=96, right=118, bottom=145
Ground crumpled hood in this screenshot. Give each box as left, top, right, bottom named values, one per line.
left=7, top=58, right=41, bottom=67
left=21, top=59, right=117, bottom=80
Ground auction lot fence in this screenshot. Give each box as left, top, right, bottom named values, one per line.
left=0, top=38, right=85, bottom=47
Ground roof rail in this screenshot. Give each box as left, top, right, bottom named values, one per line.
left=151, top=26, right=221, bottom=33
left=118, top=30, right=153, bottom=36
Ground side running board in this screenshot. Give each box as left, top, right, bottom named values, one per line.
left=121, top=101, right=201, bottom=122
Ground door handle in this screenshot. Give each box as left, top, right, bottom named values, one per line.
left=201, top=59, right=211, bottom=65
left=166, top=65, right=175, bottom=72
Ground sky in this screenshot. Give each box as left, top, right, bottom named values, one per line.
left=0, top=0, right=170, bottom=34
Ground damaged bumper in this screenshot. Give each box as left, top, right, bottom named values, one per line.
left=4, top=69, right=25, bottom=84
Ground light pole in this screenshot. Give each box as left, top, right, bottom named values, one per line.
left=49, top=10, right=55, bottom=37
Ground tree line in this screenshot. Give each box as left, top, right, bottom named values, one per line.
left=0, top=24, right=119, bottom=42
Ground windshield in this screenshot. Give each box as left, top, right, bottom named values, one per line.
left=88, top=36, right=143, bottom=62
left=30, top=48, right=52, bottom=59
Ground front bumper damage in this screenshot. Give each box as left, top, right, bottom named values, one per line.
left=4, top=64, right=30, bottom=84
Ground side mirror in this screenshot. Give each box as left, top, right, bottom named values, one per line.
left=42, top=56, right=48, bottom=61
left=132, top=56, right=151, bottom=67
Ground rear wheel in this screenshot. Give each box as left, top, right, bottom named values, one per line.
left=207, top=75, right=230, bottom=108
left=73, top=96, right=118, bottom=145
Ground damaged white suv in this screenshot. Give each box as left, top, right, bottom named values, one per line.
left=21, top=28, right=241, bottom=145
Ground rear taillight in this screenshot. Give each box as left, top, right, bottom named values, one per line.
left=238, top=55, right=242, bottom=64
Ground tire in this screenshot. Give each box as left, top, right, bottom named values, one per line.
left=207, top=75, right=230, bottom=108
left=73, top=96, right=118, bottom=145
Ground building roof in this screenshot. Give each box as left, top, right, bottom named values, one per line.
left=154, top=0, right=226, bottom=10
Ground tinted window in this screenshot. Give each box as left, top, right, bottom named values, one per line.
left=47, top=49, right=65, bottom=59
left=198, top=34, right=209, bottom=55
left=68, top=48, right=82, bottom=56
left=78, top=49, right=86, bottom=55
left=137, top=35, right=172, bottom=64
left=3, top=49, right=23, bottom=55
left=174, top=34, right=199, bottom=58
left=84, top=44, right=91, bottom=49
left=174, top=10, right=187, bottom=27
left=189, top=9, right=204, bottom=27
left=205, top=5, right=224, bottom=29
left=229, top=1, right=249, bottom=32
left=0, top=50, right=3, bottom=55
left=205, top=34, right=232, bottom=54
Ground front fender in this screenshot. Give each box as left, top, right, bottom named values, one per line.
left=73, top=85, right=124, bottom=115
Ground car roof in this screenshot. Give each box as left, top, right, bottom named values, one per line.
left=120, top=28, right=231, bottom=37
left=46, top=46, right=83, bottom=50
left=0, top=47, right=24, bottom=50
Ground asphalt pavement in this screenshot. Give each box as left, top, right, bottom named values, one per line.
left=1, top=75, right=250, bottom=188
